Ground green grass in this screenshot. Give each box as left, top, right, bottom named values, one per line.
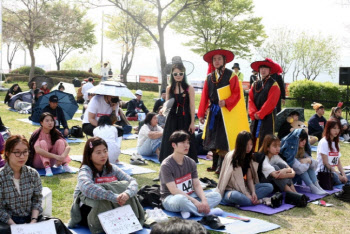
left=1, top=81, right=350, bottom=233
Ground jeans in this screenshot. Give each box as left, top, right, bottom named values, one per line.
left=162, top=191, right=221, bottom=216
left=137, top=138, right=162, bottom=156
left=222, top=183, right=274, bottom=207
left=299, top=168, right=318, bottom=186
left=332, top=172, right=350, bottom=185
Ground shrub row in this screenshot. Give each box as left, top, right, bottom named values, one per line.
left=10, top=66, right=45, bottom=75
left=288, top=80, right=347, bottom=108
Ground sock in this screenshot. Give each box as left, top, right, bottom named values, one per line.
left=181, top=211, right=190, bottom=219
left=309, top=184, right=327, bottom=195
left=208, top=208, right=224, bottom=216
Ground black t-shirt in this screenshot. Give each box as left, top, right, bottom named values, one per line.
left=241, top=156, right=251, bottom=177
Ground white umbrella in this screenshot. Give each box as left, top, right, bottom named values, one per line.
left=51, top=82, right=77, bottom=97
left=87, top=81, right=136, bottom=99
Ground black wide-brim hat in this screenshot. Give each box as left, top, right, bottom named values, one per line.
left=251, top=58, right=282, bottom=74
left=203, top=49, right=234, bottom=63
left=232, top=63, right=240, bottom=70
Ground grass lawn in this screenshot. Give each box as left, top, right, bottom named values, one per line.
left=1, top=81, right=350, bottom=233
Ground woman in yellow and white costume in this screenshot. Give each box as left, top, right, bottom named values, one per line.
left=198, top=49, right=249, bottom=174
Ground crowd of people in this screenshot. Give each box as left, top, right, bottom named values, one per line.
left=1, top=50, right=350, bottom=233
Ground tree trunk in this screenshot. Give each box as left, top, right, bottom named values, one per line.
left=28, top=44, right=36, bottom=80
left=8, top=63, right=12, bottom=71
left=121, top=70, right=128, bottom=83
left=56, top=61, right=60, bottom=71
left=158, top=31, right=167, bottom=91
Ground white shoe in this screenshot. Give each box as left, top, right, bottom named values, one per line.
left=309, top=184, right=328, bottom=195
left=62, top=165, right=76, bottom=174
left=45, top=167, right=53, bottom=177
left=181, top=211, right=190, bottom=219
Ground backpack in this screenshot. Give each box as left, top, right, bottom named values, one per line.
left=137, top=184, right=162, bottom=208
left=70, top=125, right=84, bottom=138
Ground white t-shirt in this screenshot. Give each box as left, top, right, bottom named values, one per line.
left=13, top=178, right=21, bottom=195
left=82, top=95, right=119, bottom=124
left=82, top=82, right=94, bottom=101
left=137, top=124, right=163, bottom=148
left=316, top=137, right=341, bottom=172
left=93, top=125, right=121, bottom=163
left=262, top=154, right=288, bottom=178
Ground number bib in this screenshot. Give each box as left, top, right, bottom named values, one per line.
left=175, top=173, right=193, bottom=195
left=95, top=176, right=118, bottom=184
left=328, top=152, right=340, bottom=167
left=54, top=117, right=59, bottom=127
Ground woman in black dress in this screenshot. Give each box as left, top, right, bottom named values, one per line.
left=159, top=62, right=198, bottom=163
left=4, top=84, right=22, bottom=104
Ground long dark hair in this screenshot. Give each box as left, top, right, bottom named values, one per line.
left=97, top=115, right=112, bottom=127
left=259, top=134, right=280, bottom=155
left=323, top=118, right=341, bottom=152
left=170, top=63, right=189, bottom=94
left=81, top=137, right=112, bottom=178
left=39, top=112, right=64, bottom=145
left=231, top=131, right=254, bottom=168
left=296, top=129, right=308, bottom=159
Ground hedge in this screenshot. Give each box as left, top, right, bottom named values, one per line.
left=124, top=82, right=160, bottom=92
left=288, top=80, right=347, bottom=108
left=45, top=70, right=101, bottom=79
left=10, top=66, right=45, bottom=75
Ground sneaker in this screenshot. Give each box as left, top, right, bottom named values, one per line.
left=181, top=211, right=190, bottom=219
left=45, top=167, right=53, bottom=177
left=62, top=164, right=76, bottom=174
left=131, top=153, right=147, bottom=165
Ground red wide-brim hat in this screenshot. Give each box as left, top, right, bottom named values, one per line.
left=251, top=58, right=282, bottom=74
left=203, top=49, right=234, bottom=64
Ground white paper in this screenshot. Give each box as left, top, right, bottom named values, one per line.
left=10, top=220, right=56, bottom=234
left=218, top=217, right=238, bottom=225
left=98, top=204, right=142, bottom=234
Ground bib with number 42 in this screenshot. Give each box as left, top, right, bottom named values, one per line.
left=328, top=152, right=340, bottom=167
left=175, top=173, right=193, bottom=195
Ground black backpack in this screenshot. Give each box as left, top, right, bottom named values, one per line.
left=70, top=125, right=84, bottom=138
left=137, top=184, right=162, bottom=208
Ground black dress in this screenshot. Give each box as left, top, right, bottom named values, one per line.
left=159, top=90, right=198, bottom=163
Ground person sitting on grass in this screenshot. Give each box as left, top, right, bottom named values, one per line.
left=4, top=84, right=22, bottom=104
left=0, top=135, right=42, bottom=228
left=137, top=112, right=163, bottom=158
left=28, top=112, right=73, bottom=176
left=316, top=118, right=350, bottom=185
left=308, top=103, right=327, bottom=141
left=330, top=102, right=350, bottom=141
left=68, top=137, right=142, bottom=233
left=256, top=134, right=297, bottom=193
left=216, top=131, right=274, bottom=207
left=160, top=130, right=222, bottom=219
left=93, top=116, right=121, bottom=164
left=280, top=129, right=327, bottom=195
left=40, top=82, right=50, bottom=95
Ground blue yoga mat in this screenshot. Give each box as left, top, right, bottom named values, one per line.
left=123, top=133, right=138, bottom=140
left=69, top=225, right=149, bottom=234
left=9, top=108, right=18, bottom=112
left=17, top=118, right=41, bottom=126
left=66, top=138, right=85, bottom=143
left=121, top=148, right=159, bottom=164
left=36, top=166, right=79, bottom=176
left=311, top=145, right=317, bottom=152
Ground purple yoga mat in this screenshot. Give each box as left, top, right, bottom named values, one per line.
left=237, top=184, right=342, bottom=215
left=197, top=155, right=212, bottom=160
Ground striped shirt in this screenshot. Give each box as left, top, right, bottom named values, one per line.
left=73, top=164, right=138, bottom=203
left=0, top=163, right=43, bottom=223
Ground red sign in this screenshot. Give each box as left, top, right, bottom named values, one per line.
left=139, top=75, right=158, bottom=84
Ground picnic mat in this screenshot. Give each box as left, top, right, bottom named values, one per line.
left=66, top=138, right=85, bottom=143
left=36, top=166, right=79, bottom=176
left=8, top=108, right=18, bottom=112
left=123, top=133, right=138, bottom=140
left=17, top=118, right=40, bottom=126
left=198, top=154, right=212, bottom=160
left=68, top=210, right=280, bottom=234
left=121, top=147, right=159, bottom=164
left=311, top=145, right=317, bottom=152
left=70, top=155, right=156, bottom=175
left=236, top=184, right=343, bottom=215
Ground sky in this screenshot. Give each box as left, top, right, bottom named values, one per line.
left=3, top=0, right=350, bottom=84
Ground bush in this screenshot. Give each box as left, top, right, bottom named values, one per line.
left=45, top=70, right=101, bottom=79
left=124, top=82, right=159, bottom=92
left=288, top=80, right=347, bottom=108
left=10, top=66, right=45, bottom=75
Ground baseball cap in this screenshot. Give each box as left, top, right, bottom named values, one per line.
left=49, top=95, right=58, bottom=103
left=42, top=82, right=47, bottom=86
left=135, top=90, right=143, bottom=96
left=312, top=103, right=324, bottom=111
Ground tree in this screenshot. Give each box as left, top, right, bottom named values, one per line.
left=293, top=33, right=340, bottom=81
left=2, top=14, right=23, bottom=71
left=170, top=0, right=265, bottom=57
left=44, top=2, right=96, bottom=70
left=105, top=4, right=152, bottom=82
left=101, top=0, right=206, bottom=90
left=258, top=28, right=295, bottom=79
left=3, top=0, right=54, bottom=79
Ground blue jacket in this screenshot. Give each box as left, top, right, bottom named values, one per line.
left=280, top=128, right=311, bottom=167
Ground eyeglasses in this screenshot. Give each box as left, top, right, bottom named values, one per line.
left=173, top=72, right=184, bottom=77
left=11, top=151, right=29, bottom=157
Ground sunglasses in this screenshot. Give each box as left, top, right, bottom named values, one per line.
left=173, top=72, right=184, bottom=77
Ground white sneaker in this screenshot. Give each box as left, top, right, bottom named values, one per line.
left=181, top=211, right=190, bottom=219
left=62, top=165, right=76, bottom=174
left=45, top=167, right=53, bottom=177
